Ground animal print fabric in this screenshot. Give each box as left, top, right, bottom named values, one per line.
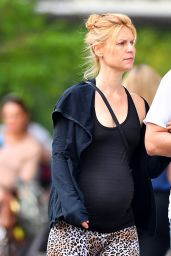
left=47, top=220, right=139, bottom=255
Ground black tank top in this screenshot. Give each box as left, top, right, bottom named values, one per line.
left=78, top=89, right=141, bottom=233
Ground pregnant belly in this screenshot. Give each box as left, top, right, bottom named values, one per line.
left=79, top=170, right=134, bottom=221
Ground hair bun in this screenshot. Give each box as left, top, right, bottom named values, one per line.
left=85, top=14, right=101, bottom=31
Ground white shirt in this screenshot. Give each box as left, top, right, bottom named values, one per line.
left=144, top=69, right=171, bottom=219
left=144, top=69, right=171, bottom=127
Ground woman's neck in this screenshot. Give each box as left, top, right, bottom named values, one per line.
left=96, top=69, right=124, bottom=95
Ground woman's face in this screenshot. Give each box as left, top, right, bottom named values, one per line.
left=100, top=26, right=136, bottom=72
left=1, top=102, right=29, bottom=134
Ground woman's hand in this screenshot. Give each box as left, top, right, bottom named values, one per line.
left=81, top=220, right=89, bottom=229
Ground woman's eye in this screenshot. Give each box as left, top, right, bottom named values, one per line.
left=117, top=42, right=125, bottom=46
left=116, top=40, right=135, bottom=46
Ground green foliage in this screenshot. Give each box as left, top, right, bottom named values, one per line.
left=0, top=0, right=171, bottom=131
left=0, top=0, right=84, bottom=131
left=135, top=27, right=171, bottom=76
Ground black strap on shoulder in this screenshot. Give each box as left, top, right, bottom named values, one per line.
left=86, top=80, right=129, bottom=158
left=144, top=98, right=149, bottom=114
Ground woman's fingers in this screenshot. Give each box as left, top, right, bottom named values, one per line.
left=81, top=220, right=89, bottom=229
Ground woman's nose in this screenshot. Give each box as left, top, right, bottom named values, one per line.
left=127, top=43, right=133, bottom=52
left=127, top=42, right=135, bottom=52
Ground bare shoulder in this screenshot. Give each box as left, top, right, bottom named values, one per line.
left=130, top=92, right=146, bottom=124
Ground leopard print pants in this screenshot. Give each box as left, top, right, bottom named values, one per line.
left=47, top=220, right=139, bottom=255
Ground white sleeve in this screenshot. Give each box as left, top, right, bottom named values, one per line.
left=144, top=70, right=171, bottom=128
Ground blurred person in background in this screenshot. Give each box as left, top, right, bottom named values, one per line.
left=0, top=94, right=50, bottom=255
left=0, top=96, right=52, bottom=190
left=0, top=116, right=52, bottom=156
left=0, top=95, right=42, bottom=188
left=123, top=64, right=161, bottom=106
left=123, top=64, right=170, bottom=256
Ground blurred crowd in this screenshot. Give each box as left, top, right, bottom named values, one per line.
left=0, top=94, right=51, bottom=256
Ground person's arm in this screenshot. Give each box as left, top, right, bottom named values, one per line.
left=132, top=121, right=170, bottom=179
left=145, top=123, right=171, bottom=157
left=52, top=115, right=89, bottom=227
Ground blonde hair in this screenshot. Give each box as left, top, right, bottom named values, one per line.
left=123, top=64, right=161, bottom=105
left=83, top=13, right=137, bottom=80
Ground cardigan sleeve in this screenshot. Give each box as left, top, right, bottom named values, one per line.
left=51, top=114, right=88, bottom=226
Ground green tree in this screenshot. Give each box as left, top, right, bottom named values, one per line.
left=0, top=1, right=171, bottom=131
left=135, top=26, right=171, bottom=75
left=0, top=0, right=84, bottom=131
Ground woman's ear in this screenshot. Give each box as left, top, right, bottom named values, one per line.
left=92, top=43, right=104, bottom=58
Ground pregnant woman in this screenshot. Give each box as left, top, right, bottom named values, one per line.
left=47, top=13, right=170, bottom=256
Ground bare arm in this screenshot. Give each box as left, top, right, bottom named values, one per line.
left=145, top=123, right=171, bottom=157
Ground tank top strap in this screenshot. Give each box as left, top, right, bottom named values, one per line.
left=124, top=87, right=141, bottom=127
